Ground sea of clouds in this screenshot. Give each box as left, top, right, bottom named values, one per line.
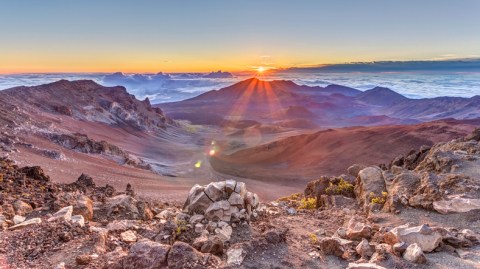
left=1, top=70, right=479, bottom=103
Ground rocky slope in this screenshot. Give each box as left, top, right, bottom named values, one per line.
left=211, top=119, right=480, bottom=183
left=1, top=129, right=480, bottom=268
left=0, top=80, right=173, bottom=131
left=0, top=80, right=217, bottom=199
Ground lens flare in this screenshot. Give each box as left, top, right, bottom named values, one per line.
left=209, top=149, right=216, bottom=156
left=194, top=160, right=202, bottom=168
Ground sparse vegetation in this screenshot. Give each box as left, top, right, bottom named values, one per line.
left=308, top=233, right=318, bottom=244
left=325, top=177, right=354, bottom=197
left=176, top=220, right=188, bottom=235
left=279, top=192, right=301, bottom=202
left=298, top=197, right=317, bottom=210
left=369, top=191, right=388, bottom=205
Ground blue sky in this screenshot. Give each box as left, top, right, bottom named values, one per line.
left=0, top=0, right=479, bottom=73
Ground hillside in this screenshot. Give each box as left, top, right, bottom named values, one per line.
left=210, top=119, right=480, bottom=184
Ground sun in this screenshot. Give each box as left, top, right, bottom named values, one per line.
left=257, top=66, right=265, bottom=73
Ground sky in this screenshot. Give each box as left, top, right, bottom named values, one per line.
left=1, top=0, right=479, bottom=73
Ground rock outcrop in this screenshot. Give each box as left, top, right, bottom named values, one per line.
left=183, top=180, right=259, bottom=223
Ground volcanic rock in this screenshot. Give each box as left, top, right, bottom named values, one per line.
left=403, top=243, right=427, bottom=263
left=384, top=224, right=442, bottom=252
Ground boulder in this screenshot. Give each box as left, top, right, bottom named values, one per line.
left=119, top=239, right=170, bottom=268
left=346, top=217, right=372, bottom=240
left=225, top=179, right=236, bottom=194
left=167, top=241, right=220, bottom=269
left=183, top=180, right=259, bottom=223
left=392, top=242, right=408, bottom=256
left=433, top=196, right=480, bottom=214
left=403, top=243, right=427, bottom=263
left=245, top=191, right=259, bottom=207
left=48, top=206, right=73, bottom=222
left=356, top=238, right=374, bottom=258
left=205, top=201, right=230, bottom=221
left=228, top=192, right=244, bottom=207
left=204, top=181, right=226, bottom=202
left=234, top=182, right=247, bottom=197
left=215, top=225, right=233, bottom=242
left=304, top=176, right=333, bottom=198
left=383, top=170, right=421, bottom=212
left=73, top=195, right=93, bottom=221
left=187, top=192, right=214, bottom=215
left=103, top=194, right=140, bottom=220
left=319, top=237, right=345, bottom=257
left=347, top=164, right=367, bottom=177
left=199, top=235, right=224, bottom=255
left=384, top=224, right=441, bottom=252
left=355, top=167, right=386, bottom=208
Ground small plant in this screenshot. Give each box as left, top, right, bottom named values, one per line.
left=369, top=191, right=388, bottom=205
left=176, top=220, right=187, bottom=235
left=325, top=178, right=354, bottom=197
left=308, top=233, right=318, bottom=244
left=298, top=197, right=317, bottom=210
left=279, top=192, right=301, bottom=202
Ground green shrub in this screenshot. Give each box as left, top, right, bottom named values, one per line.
left=369, top=191, right=388, bottom=205
left=176, top=220, right=187, bottom=235
left=325, top=178, right=354, bottom=196
left=279, top=192, right=301, bottom=202
left=309, top=233, right=318, bottom=244
left=298, top=197, right=317, bottom=210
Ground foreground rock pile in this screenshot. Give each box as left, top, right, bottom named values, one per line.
left=0, top=159, right=264, bottom=268
left=298, top=128, right=480, bottom=267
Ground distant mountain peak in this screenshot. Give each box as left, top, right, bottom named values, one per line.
left=357, top=86, right=408, bottom=106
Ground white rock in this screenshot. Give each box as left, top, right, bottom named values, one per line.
left=71, top=215, right=85, bottom=227
left=433, top=196, right=480, bottom=214
left=48, top=206, right=73, bottom=222
left=215, top=225, right=233, bottom=241
left=120, top=230, right=137, bottom=243
left=403, top=243, right=427, bottom=263
left=189, top=214, right=204, bottom=224
left=227, top=245, right=246, bottom=266
left=347, top=263, right=387, bottom=269
left=9, top=218, right=41, bottom=230
left=195, top=223, right=204, bottom=233
left=385, top=224, right=441, bottom=252
left=154, top=209, right=175, bottom=220
left=13, top=215, right=25, bottom=225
